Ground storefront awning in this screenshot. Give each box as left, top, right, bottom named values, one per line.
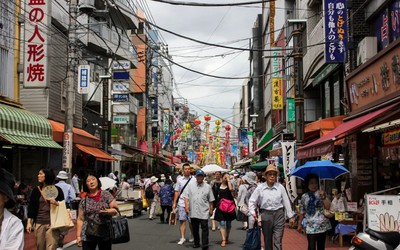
left=107, top=147, right=133, bottom=157
left=257, top=128, right=273, bottom=148
left=233, top=158, right=252, bottom=167
left=305, top=115, right=346, bottom=141
left=161, top=160, right=176, bottom=167
left=250, top=161, right=268, bottom=170
left=49, top=120, right=100, bottom=148
left=76, top=144, right=116, bottom=162
left=297, top=103, right=399, bottom=159
left=249, top=134, right=281, bottom=156
left=0, top=104, right=62, bottom=148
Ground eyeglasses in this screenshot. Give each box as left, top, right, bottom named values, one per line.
left=267, top=173, right=277, bottom=177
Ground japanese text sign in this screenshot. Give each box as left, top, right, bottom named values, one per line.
left=24, top=0, right=49, bottom=88
left=272, top=78, right=283, bottom=110
left=324, top=0, right=348, bottom=63
left=78, top=65, right=90, bottom=94
left=366, top=195, right=400, bottom=232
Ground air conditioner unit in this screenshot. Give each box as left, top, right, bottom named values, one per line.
left=357, top=37, right=377, bottom=66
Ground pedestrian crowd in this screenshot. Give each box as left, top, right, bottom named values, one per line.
left=0, top=161, right=344, bottom=250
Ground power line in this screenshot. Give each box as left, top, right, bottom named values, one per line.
left=149, top=0, right=269, bottom=7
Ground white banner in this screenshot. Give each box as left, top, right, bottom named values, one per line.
left=24, top=0, right=50, bottom=88
left=366, top=195, right=400, bottom=232
left=281, top=141, right=297, bottom=203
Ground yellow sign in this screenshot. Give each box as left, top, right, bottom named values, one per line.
left=272, top=78, right=283, bottom=110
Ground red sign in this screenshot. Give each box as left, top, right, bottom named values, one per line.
left=24, top=0, right=49, bottom=88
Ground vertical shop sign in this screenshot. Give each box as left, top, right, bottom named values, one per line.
left=324, top=0, right=347, bottom=63
left=390, top=0, right=400, bottom=41
left=281, top=141, right=297, bottom=202
left=24, top=0, right=49, bottom=88
left=78, top=65, right=90, bottom=94
left=375, top=8, right=390, bottom=50
left=272, top=78, right=283, bottom=110
left=287, top=98, right=295, bottom=122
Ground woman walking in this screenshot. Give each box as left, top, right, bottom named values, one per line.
left=26, top=169, right=64, bottom=250
left=76, top=172, right=119, bottom=250
left=297, top=173, right=331, bottom=250
left=214, top=172, right=236, bottom=247
left=210, top=171, right=222, bottom=231
left=158, top=178, right=174, bottom=224
left=249, top=165, right=295, bottom=250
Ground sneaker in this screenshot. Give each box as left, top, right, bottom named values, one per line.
left=189, top=237, right=194, bottom=243
left=177, top=238, right=186, bottom=245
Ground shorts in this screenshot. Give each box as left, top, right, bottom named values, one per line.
left=177, top=206, right=190, bottom=221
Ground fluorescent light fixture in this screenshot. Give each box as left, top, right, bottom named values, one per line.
left=250, top=114, right=259, bottom=118
left=99, top=74, right=112, bottom=79
left=362, top=118, right=400, bottom=133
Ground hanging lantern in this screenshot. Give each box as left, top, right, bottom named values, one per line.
left=204, top=114, right=211, bottom=121
left=194, top=119, right=201, bottom=125
left=209, top=135, right=214, bottom=140
left=215, top=119, right=221, bottom=126
left=176, top=128, right=182, bottom=134
left=185, top=123, right=191, bottom=130
left=225, top=124, right=231, bottom=131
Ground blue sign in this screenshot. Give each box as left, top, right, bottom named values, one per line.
left=113, top=71, right=129, bottom=80
left=78, top=65, right=90, bottom=94
left=112, top=93, right=129, bottom=102
left=324, top=0, right=347, bottom=63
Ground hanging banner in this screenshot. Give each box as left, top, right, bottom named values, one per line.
left=324, top=0, right=348, bottom=63
left=287, top=98, right=295, bottom=122
left=281, top=141, right=297, bottom=202
left=272, top=78, right=283, bottom=110
left=24, top=0, right=50, bottom=87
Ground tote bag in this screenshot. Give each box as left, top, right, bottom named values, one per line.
left=242, top=225, right=261, bottom=250
left=50, top=201, right=74, bottom=230
left=109, top=210, right=130, bottom=244
left=219, top=198, right=236, bottom=214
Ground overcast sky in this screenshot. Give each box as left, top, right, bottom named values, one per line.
left=144, top=0, right=262, bottom=124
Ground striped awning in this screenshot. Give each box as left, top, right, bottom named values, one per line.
left=0, top=104, right=62, bottom=148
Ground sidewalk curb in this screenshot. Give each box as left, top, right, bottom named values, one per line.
left=63, top=240, right=77, bottom=249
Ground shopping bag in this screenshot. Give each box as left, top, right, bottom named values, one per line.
left=219, top=198, right=236, bottom=214
left=242, top=225, right=261, bottom=250
left=109, top=209, right=130, bottom=244
left=169, top=209, right=177, bottom=225
left=155, top=204, right=162, bottom=216
left=142, top=198, right=149, bottom=210
left=50, top=201, right=74, bottom=230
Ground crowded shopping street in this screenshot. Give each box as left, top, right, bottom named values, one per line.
left=1, top=0, right=400, bottom=249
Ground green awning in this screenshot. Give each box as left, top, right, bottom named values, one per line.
left=0, top=104, right=62, bottom=149
left=257, top=128, right=273, bottom=150
left=250, top=161, right=268, bottom=170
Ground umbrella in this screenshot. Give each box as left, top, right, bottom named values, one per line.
left=290, top=160, right=349, bottom=180
left=201, top=164, right=229, bottom=174
left=99, top=177, right=117, bottom=190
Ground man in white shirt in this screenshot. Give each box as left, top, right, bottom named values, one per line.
left=184, top=170, right=214, bottom=249
left=55, top=171, right=76, bottom=208
left=172, top=163, right=196, bottom=245
left=249, top=165, right=295, bottom=250
left=71, top=173, right=80, bottom=196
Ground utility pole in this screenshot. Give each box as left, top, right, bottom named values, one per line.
left=62, top=0, right=78, bottom=180
left=290, top=19, right=306, bottom=160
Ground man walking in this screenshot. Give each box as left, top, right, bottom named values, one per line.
left=184, top=170, right=214, bottom=250
left=172, top=163, right=195, bottom=245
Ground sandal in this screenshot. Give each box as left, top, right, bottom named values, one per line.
left=211, top=227, right=215, bottom=231
left=221, top=240, right=226, bottom=247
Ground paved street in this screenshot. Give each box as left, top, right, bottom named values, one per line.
left=64, top=212, right=351, bottom=250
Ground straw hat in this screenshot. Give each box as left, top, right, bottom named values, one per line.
left=150, top=176, right=159, bottom=183
left=265, top=164, right=279, bottom=174
left=160, top=174, right=166, bottom=180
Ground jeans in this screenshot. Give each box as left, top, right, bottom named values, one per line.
left=307, top=232, right=327, bottom=250
left=191, top=218, right=209, bottom=248
left=219, top=220, right=232, bottom=229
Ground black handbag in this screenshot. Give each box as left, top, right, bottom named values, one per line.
left=109, top=209, right=130, bottom=244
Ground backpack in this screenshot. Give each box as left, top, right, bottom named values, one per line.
left=244, top=184, right=257, bottom=205
left=145, top=185, right=154, bottom=199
